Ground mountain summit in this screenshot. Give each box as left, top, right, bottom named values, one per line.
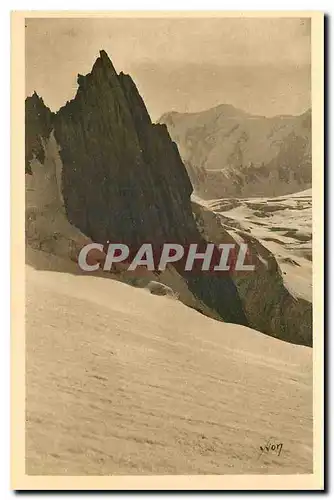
left=160, top=105, right=311, bottom=199
left=25, top=50, right=248, bottom=327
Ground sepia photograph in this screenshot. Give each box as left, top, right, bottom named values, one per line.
left=11, top=10, right=324, bottom=490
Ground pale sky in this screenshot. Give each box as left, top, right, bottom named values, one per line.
left=25, top=17, right=311, bottom=120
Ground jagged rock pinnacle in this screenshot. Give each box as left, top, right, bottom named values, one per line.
left=76, top=50, right=119, bottom=90
left=93, top=49, right=118, bottom=75
left=99, top=49, right=110, bottom=62
left=26, top=50, right=249, bottom=326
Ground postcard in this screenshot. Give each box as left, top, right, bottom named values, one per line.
left=11, top=10, right=324, bottom=490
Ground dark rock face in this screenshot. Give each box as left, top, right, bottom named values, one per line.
left=25, top=50, right=248, bottom=326
left=191, top=200, right=312, bottom=346
left=25, top=92, right=54, bottom=174
left=54, top=51, right=198, bottom=246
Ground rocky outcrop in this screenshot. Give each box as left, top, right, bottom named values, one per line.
left=25, top=130, right=100, bottom=264
left=25, top=50, right=247, bottom=327
left=54, top=51, right=198, bottom=247
left=145, top=281, right=176, bottom=298
left=25, top=92, right=54, bottom=175
left=191, top=200, right=312, bottom=346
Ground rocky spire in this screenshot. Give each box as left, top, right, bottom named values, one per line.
left=26, top=50, right=248, bottom=325
left=25, top=92, right=54, bottom=173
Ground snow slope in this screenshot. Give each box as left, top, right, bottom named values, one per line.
left=207, top=190, right=312, bottom=302
left=26, top=252, right=312, bottom=475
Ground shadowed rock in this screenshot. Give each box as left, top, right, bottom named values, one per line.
left=25, top=50, right=248, bottom=327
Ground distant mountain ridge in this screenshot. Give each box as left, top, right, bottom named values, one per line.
left=159, top=105, right=311, bottom=199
